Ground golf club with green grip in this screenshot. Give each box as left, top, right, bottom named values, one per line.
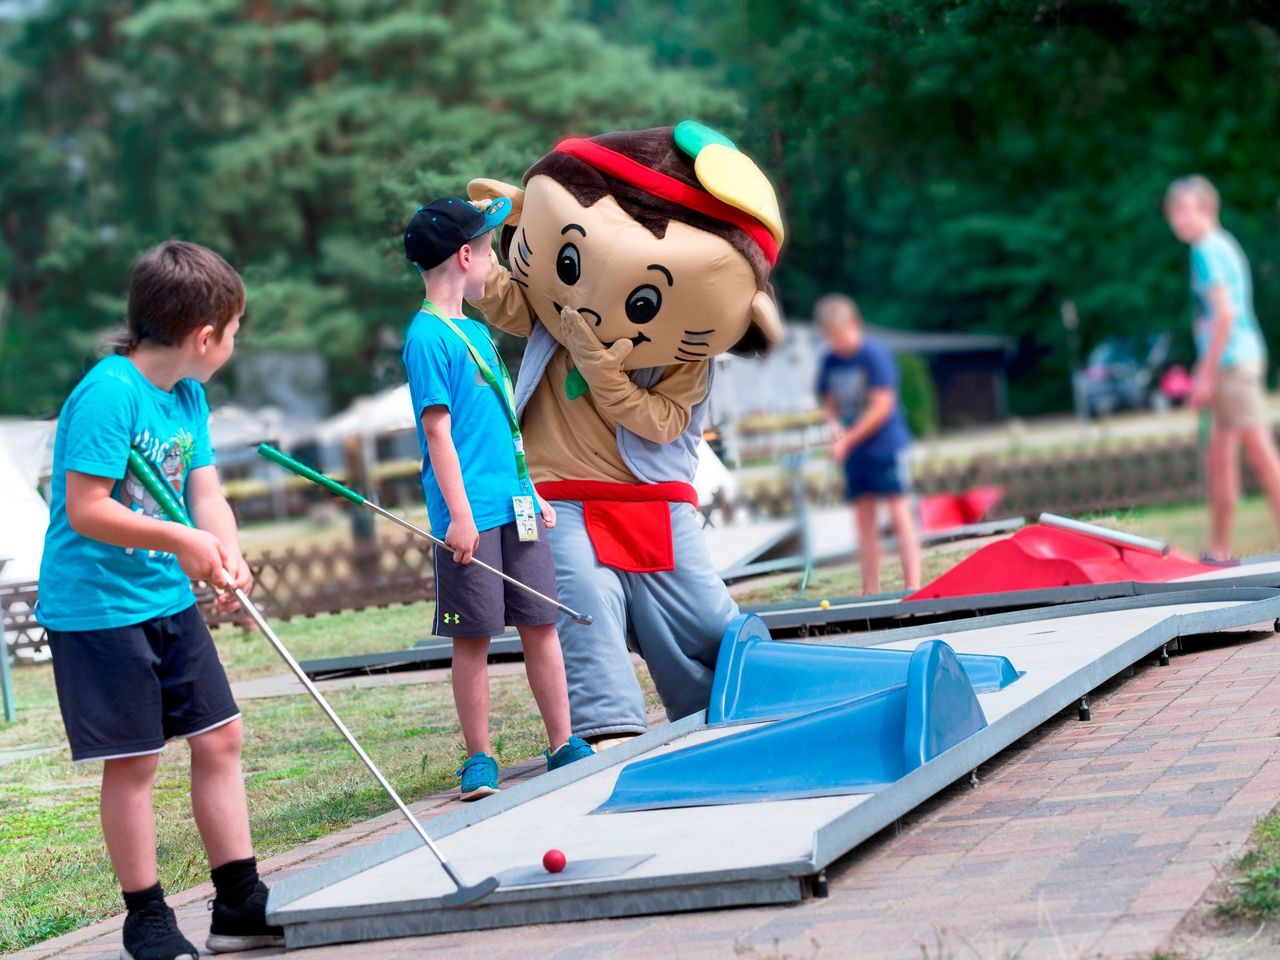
left=126, top=448, right=499, bottom=908
left=256, top=442, right=593, bottom=626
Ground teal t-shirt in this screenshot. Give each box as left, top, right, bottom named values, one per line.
left=1190, top=228, right=1266, bottom=369
left=402, top=310, right=533, bottom=539
left=37, top=355, right=217, bottom=631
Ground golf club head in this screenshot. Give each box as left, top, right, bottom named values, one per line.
left=439, top=875, right=500, bottom=908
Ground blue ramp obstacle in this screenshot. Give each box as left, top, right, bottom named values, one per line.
left=597, top=618, right=994, bottom=813
left=709, top=613, right=1020, bottom=725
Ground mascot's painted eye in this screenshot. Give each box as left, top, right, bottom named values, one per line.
left=556, top=243, right=581, bottom=285
left=625, top=284, right=662, bottom=325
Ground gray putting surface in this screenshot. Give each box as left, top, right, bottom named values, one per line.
left=268, top=588, right=1280, bottom=948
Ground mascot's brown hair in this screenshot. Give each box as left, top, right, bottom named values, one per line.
left=465, top=121, right=786, bottom=742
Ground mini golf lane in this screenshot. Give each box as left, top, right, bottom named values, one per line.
left=267, top=588, right=1280, bottom=948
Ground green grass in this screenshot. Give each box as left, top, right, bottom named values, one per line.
left=0, top=602, right=657, bottom=952
left=1217, top=810, right=1280, bottom=920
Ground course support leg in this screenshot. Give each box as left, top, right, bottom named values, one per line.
left=1078, top=694, right=1091, bottom=722
left=1159, top=644, right=1170, bottom=667
left=0, top=642, right=14, bottom=724
left=811, top=870, right=829, bottom=899
left=969, top=768, right=980, bottom=788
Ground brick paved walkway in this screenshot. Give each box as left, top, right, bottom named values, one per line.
left=16, top=630, right=1280, bottom=960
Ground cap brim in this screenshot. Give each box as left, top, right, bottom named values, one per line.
left=471, top=196, right=512, bottom=237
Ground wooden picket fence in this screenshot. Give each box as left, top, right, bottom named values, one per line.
left=0, top=432, right=1229, bottom=659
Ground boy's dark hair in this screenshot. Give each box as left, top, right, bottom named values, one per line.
left=105, top=240, right=245, bottom=355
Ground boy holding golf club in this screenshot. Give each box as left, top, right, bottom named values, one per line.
left=402, top=197, right=593, bottom=800
left=37, top=241, right=282, bottom=960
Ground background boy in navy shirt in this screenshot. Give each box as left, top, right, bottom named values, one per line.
left=38, top=241, right=281, bottom=959
left=402, top=197, right=591, bottom=801
left=815, top=293, right=922, bottom=594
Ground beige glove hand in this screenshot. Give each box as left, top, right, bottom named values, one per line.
left=560, top=305, right=634, bottom=390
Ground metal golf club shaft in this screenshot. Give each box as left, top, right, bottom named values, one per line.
left=255, top=443, right=592, bottom=625
left=364, top=499, right=592, bottom=625
left=127, top=449, right=497, bottom=905
left=226, top=576, right=493, bottom=903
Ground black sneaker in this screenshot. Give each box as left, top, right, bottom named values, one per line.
left=121, top=900, right=199, bottom=960
left=206, top=881, right=285, bottom=953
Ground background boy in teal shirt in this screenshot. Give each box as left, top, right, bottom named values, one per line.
left=1166, top=175, right=1280, bottom=561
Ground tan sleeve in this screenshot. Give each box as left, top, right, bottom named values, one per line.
left=588, top=361, right=711, bottom=444
left=468, top=250, right=534, bottom=337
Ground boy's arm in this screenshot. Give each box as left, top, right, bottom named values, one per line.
left=468, top=249, right=534, bottom=338
left=834, top=389, right=895, bottom=457
left=186, top=465, right=252, bottom=610
left=421, top=406, right=480, bottom=564
left=559, top=307, right=707, bottom=443
left=65, top=471, right=229, bottom=587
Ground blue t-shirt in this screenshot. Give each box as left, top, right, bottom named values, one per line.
left=37, top=355, right=217, bottom=631
left=816, top=336, right=912, bottom=461
left=402, top=310, right=533, bottom=539
left=1190, top=228, right=1266, bottom=369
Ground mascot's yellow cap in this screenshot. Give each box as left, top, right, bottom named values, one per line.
left=674, top=121, right=785, bottom=248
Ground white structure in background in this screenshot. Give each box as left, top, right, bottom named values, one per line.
left=0, top=419, right=55, bottom=661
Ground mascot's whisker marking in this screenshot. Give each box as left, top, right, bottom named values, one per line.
left=515, top=250, right=533, bottom=273
left=684, top=328, right=716, bottom=336
left=680, top=339, right=710, bottom=347
left=518, top=231, right=533, bottom=258
left=511, top=276, right=529, bottom=289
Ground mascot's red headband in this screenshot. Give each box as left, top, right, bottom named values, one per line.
left=554, top=137, right=780, bottom=267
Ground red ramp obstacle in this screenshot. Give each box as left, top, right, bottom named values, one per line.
left=918, top=485, right=1005, bottom=534
left=909, top=513, right=1216, bottom=600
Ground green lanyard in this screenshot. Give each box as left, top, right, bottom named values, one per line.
left=419, top=299, right=530, bottom=486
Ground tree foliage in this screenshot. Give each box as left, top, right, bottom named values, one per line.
left=0, top=0, right=735, bottom=415
left=696, top=0, right=1280, bottom=412
left=4, top=1, right=1280, bottom=417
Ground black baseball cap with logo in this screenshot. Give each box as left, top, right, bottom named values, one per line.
left=403, top=196, right=512, bottom=270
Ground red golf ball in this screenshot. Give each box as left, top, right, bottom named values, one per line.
left=542, top=849, right=567, bottom=873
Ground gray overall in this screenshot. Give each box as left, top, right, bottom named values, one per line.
left=514, top=322, right=739, bottom=737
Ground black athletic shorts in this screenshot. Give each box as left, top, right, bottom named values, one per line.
left=47, top=603, right=240, bottom=763
left=432, top=519, right=559, bottom=638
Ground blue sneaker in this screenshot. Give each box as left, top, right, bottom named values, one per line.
left=545, top=735, right=594, bottom=772
left=456, top=752, right=499, bottom=801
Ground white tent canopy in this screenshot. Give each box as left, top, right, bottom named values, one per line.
left=313, top=384, right=415, bottom=444
left=0, top=420, right=54, bottom=584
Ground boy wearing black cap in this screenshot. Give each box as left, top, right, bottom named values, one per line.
left=402, top=197, right=592, bottom=800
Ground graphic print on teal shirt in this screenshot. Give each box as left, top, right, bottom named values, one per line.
left=36, top=355, right=216, bottom=631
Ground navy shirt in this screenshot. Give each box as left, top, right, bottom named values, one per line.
left=815, top=336, right=912, bottom=461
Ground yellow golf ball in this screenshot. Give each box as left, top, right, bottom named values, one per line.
left=819, top=599, right=830, bottom=610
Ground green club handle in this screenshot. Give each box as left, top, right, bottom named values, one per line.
left=127, top=449, right=193, bottom=527
left=257, top=443, right=366, bottom=505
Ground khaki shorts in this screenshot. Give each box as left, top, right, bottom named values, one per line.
left=1214, top=362, right=1269, bottom=430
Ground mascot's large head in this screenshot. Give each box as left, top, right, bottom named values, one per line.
left=469, top=121, right=785, bottom=370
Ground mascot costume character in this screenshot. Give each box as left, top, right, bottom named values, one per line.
left=467, top=121, right=785, bottom=741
